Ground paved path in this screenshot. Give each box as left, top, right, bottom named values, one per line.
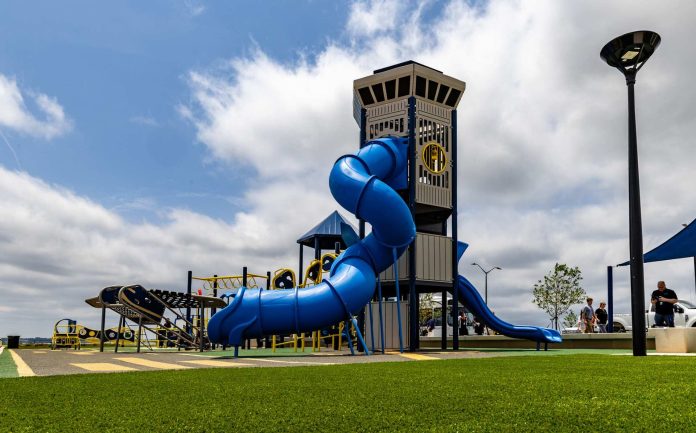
left=9, top=348, right=502, bottom=377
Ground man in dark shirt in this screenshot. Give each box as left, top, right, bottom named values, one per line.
left=651, top=281, right=678, bottom=327
left=595, top=302, right=608, bottom=333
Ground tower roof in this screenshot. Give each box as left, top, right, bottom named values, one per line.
left=296, top=211, right=359, bottom=250
left=352, top=61, right=466, bottom=124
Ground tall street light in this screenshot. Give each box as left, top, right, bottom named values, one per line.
left=471, top=263, right=502, bottom=305
left=601, top=30, right=661, bottom=357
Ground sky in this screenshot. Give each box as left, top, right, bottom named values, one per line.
left=0, top=0, right=695, bottom=337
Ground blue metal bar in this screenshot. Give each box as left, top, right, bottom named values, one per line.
left=451, top=108, right=459, bottom=351
left=186, top=270, right=192, bottom=335
left=357, top=80, right=368, bottom=355
left=298, top=245, right=303, bottom=285
left=351, top=317, right=370, bottom=355
left=407, top=95, right=418, bottom=352
left=394, top=248, right=404, bottom=353
left=377, top=275, right=385, bottom=354
left=607, top=266, right=614, bottom=333
left=368, top=292, right=376, bottom=353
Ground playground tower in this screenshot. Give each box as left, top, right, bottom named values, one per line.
left=353, top=61, right=466, bottom=350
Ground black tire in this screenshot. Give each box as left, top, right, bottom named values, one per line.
left=612, top=322, right=626, bottom=333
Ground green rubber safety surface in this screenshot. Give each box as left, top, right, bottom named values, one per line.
left=0, top=349, right=18, bottom=378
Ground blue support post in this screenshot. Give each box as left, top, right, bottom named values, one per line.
left=242, top=267, right=249, bottom=350
left=377, top=276, right=385, bottom=354
left=407, top=95, right=418, bottom=352
left=186, top=270, right=192, bottom=335
left=368, top=293, right=376, bottom=353
left=394, top=249, right=404, bottom=353
left=351, top=317, right=370, bottom=355
left=358, top=106, right=368, bottom=353
left=451, top=109, right=459, bottom=350
left=298, top=244, right=303, bottom=285
left=607, top=266, right=614, bottom=333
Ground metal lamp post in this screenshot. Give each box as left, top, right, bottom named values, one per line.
left=600, top=30, right=661, bottom=356
left=471, top=263, right=502, bottom=305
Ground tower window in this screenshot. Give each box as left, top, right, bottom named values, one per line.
left=371, top=83, right=385, bottom=102
left=385, top=79, right=396, bottom=99
left=427, top=80, right=438, bottom=100
left=436, top=85, right=450, bottom=103
left=358, top=87, right=374, bottom=105
left=445, top=89, right=462, bottom=107
left=415, top=76, right=426, bottom=97
left=398, top=76, right=410, bottom=97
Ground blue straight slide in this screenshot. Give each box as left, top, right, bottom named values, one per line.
left=207, top=137, right=415, bottom=348
left=456, top=242, right=562, bottom=343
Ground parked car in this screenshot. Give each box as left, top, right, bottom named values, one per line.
left=562, top=324, right=600, bottom=334
left=612, top=300, right=696, bottom=332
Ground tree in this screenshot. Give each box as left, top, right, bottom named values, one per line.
left=563, top=311, right=578, bottom=329
left=419, top=293, right=437, bottom=324
left=532, top=263, right=585, bottom=330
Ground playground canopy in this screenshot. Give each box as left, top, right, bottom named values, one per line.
left=297, top=210, right=358, bottom=250
left=618, top=218, right=696, bottom=266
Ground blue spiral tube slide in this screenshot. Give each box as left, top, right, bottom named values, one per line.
left=207, top=137, right=415, bottom=347
left=456, top=242, right=562, bottom=343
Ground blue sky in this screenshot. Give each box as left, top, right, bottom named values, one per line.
left=1, top=0, right=695, bottom=337
left=0, top=0, right=350, bottom=221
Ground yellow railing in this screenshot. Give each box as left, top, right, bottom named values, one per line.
left=271, top=333, right=307, bottom=353
left=193, top=273, right=269, bottom=294
left=51, top=322, right=81, bottom=350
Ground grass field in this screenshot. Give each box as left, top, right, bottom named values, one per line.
left=1, top=354, right=694, bottom=432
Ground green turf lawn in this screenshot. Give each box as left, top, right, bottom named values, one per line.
left=1, top=354, right=694, bottom=432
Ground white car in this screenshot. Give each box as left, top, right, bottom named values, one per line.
left=612, top=300, right=696, bottom=332
left=562, top=324, right=600, bottom=334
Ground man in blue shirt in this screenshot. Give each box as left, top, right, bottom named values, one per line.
left=651, top=281, right=678, bottom=327
left=582, top=298, right=596, bottom=333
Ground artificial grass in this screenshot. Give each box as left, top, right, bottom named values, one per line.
left=1, top=354, right=694, bottom=432
left=0, top=348, right=18, bottom=378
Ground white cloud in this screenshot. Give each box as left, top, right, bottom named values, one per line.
left=183, top=49, right=365, bottom=179
left=183, top=0, right=205, bottom=17
left=3, top=1, right=696, bottom=337
left=347, top=0, right=400, bottom=37
left=0, top=74, right=72, bottom=139
left=182, top=0, right=696, bottom=329
left=0, top=167, right=340, bottom=336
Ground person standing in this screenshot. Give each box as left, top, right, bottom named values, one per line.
left=458, top=310, right=469, bottom=336
left=582, top=298, right=596, bottom=333
left=473, top=316, right=484, bottom=335
left=595, top=301, right=608, bottom=333
left=651, top=281, right=678, bottom=327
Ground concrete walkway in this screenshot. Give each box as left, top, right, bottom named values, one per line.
left=8, top=348, right=505, bottom=377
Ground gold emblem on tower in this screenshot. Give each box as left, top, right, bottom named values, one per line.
left=421, top=141, right=447, bottom=174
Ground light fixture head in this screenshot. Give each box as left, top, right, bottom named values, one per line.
left=600, top=30, right=661, bottom=78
